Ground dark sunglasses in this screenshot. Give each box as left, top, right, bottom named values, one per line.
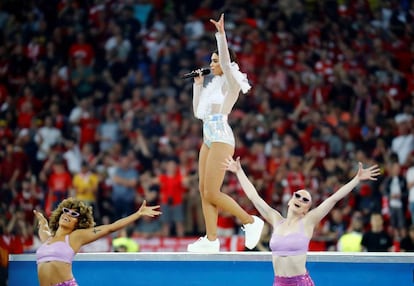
left=62, top=207, right=80, bottom=218
left=294, top=192, right=310, bottom=203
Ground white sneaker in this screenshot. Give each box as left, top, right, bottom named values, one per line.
left=242, top=215, right=264, bottom=249
left=187, top=236, right=220, bottom=253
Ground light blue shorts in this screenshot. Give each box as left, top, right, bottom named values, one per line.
left=202, top=114, right=235, bottom=148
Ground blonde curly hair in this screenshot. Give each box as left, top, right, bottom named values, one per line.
left=48, top=197, right=95, bottom=233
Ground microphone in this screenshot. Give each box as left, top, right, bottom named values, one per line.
left=181, top=68, right=211, bottom=79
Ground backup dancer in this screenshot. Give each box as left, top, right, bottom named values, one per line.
left=224, top=156, right=380, bottom=285
left=35, top=198, right=161, bottom=286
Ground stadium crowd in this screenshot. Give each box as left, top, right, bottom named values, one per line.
left=1, top=2, right=414, bottom=280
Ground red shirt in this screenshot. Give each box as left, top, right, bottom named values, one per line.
left=0, top=84, right=8, bottom=105
left=79, top=116, right=100, bottom=147
left=267, top=156, right=286, bottom=177
left=12, top=191, right=42, bottom=223
left=0, top=126, right=13, bottom=142
left=217, top=215, right=236, bottom=229
left=159, top=173, right=186, bottom=205
left=17, top=95, right=42, bottom=113
left=17, top=111, right=35, bottom=129
left=284, top=171, right=306, bottom=194
left=0, top=235, right=24, bottom=254
left=45, top=170, right=72, bottom=214
left=48, top=171, right=72, bottom=194
left=69, top=43, right=95, bottom=66
left=0, top=152, right=28, bottom=184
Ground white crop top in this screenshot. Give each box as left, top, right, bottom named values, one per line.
left=193, top=32, right=251, bottom=120
left=195, top=76, right=226, bottom=119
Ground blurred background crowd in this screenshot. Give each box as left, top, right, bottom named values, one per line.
left=1, top=0, right=414, bottom=277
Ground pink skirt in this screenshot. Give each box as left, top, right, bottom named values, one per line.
left=54, top=278, right=78, bottom=286
left=273, top=273, right=315, bottom=286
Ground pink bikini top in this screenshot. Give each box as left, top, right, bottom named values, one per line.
left=269, top=219, right=310, bottom=256
left=36, top=234, right=75, bottom=264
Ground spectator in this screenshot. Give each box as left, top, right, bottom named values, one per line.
left=16, top=126, right=41, bottom=176
left=34, top=115, right=63, bottom=162
left=117, top=5, right=142, bottom=46
left=40, top=155, right=72, bottom=215
left=10, top=177, right=43, bottom=224
left=16, top=86, right=42, bottom=115
left=2, top=210, right=28, bottom=255
left=320, top=207, right=347, bottom=251
left=337, top=212, right=364, bottom=252
left=72, top=99, right=100, bottom=149
left=68, top=32, right=95, bottom=67
left=0, top=142, right=28, bottom=190
left=112, top=226, right=139, bottom=252
left=104, top=23, right=131, bottom=82
left=16, top=101, right=36, bottom=130
left=400, top=225, right=414, bottom=252
left=406, top=155, right=414, bottom=225
left=361, top=213, right=394, bottom=252
left=381, top=159, right=408, bottom=239
left=8, top=44, right=32, bottom=93
left=80, top=142, right=99, bottom=169
left=391, top=114, right=414, bottom=166
left=184, top=14, right=205, bottom=51
left=70, top=56, right=96, bottom=101
left=151, top=157, right=190, bottom=237
left=135, top=171, right=161, bottom=238
left=71, top=161, right=100, bottom=218
left=111, top=155, right=139, bottom=220
left=96, top=108, right=121, bottom=153
left=0, top=219, right=7, bottom=286
left=63, top=136, right=82, bottom=175
left=95, top=165, right=115, bottom=225
left=0, top=210, right=30, bottom=286
left=104, top=23, right=132, bottom=63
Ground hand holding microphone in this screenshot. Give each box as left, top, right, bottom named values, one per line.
left=181, top=68, right=211, bottom=79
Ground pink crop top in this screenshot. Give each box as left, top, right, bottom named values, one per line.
left=36, top=235, right=75, bottom=264
left=269, top=219, right=310, bottom=256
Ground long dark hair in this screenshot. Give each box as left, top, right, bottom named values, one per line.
left=213, top=48, right=237, bottom=62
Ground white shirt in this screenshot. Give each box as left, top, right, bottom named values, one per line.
left=389, top=177, right=403, bottom=208
left=35, top=127, right=62, bottom=160
left=63, top=145, right=82, bottom=174
left=391, top=134, right=414, bottom=164
left=406, top=166, right=414, bottom=203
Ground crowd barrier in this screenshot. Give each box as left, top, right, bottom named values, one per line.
left=9, top=251, right=414, bottom=286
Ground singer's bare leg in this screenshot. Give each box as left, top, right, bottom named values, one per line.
left=198, top=142, right=253, bottom=241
